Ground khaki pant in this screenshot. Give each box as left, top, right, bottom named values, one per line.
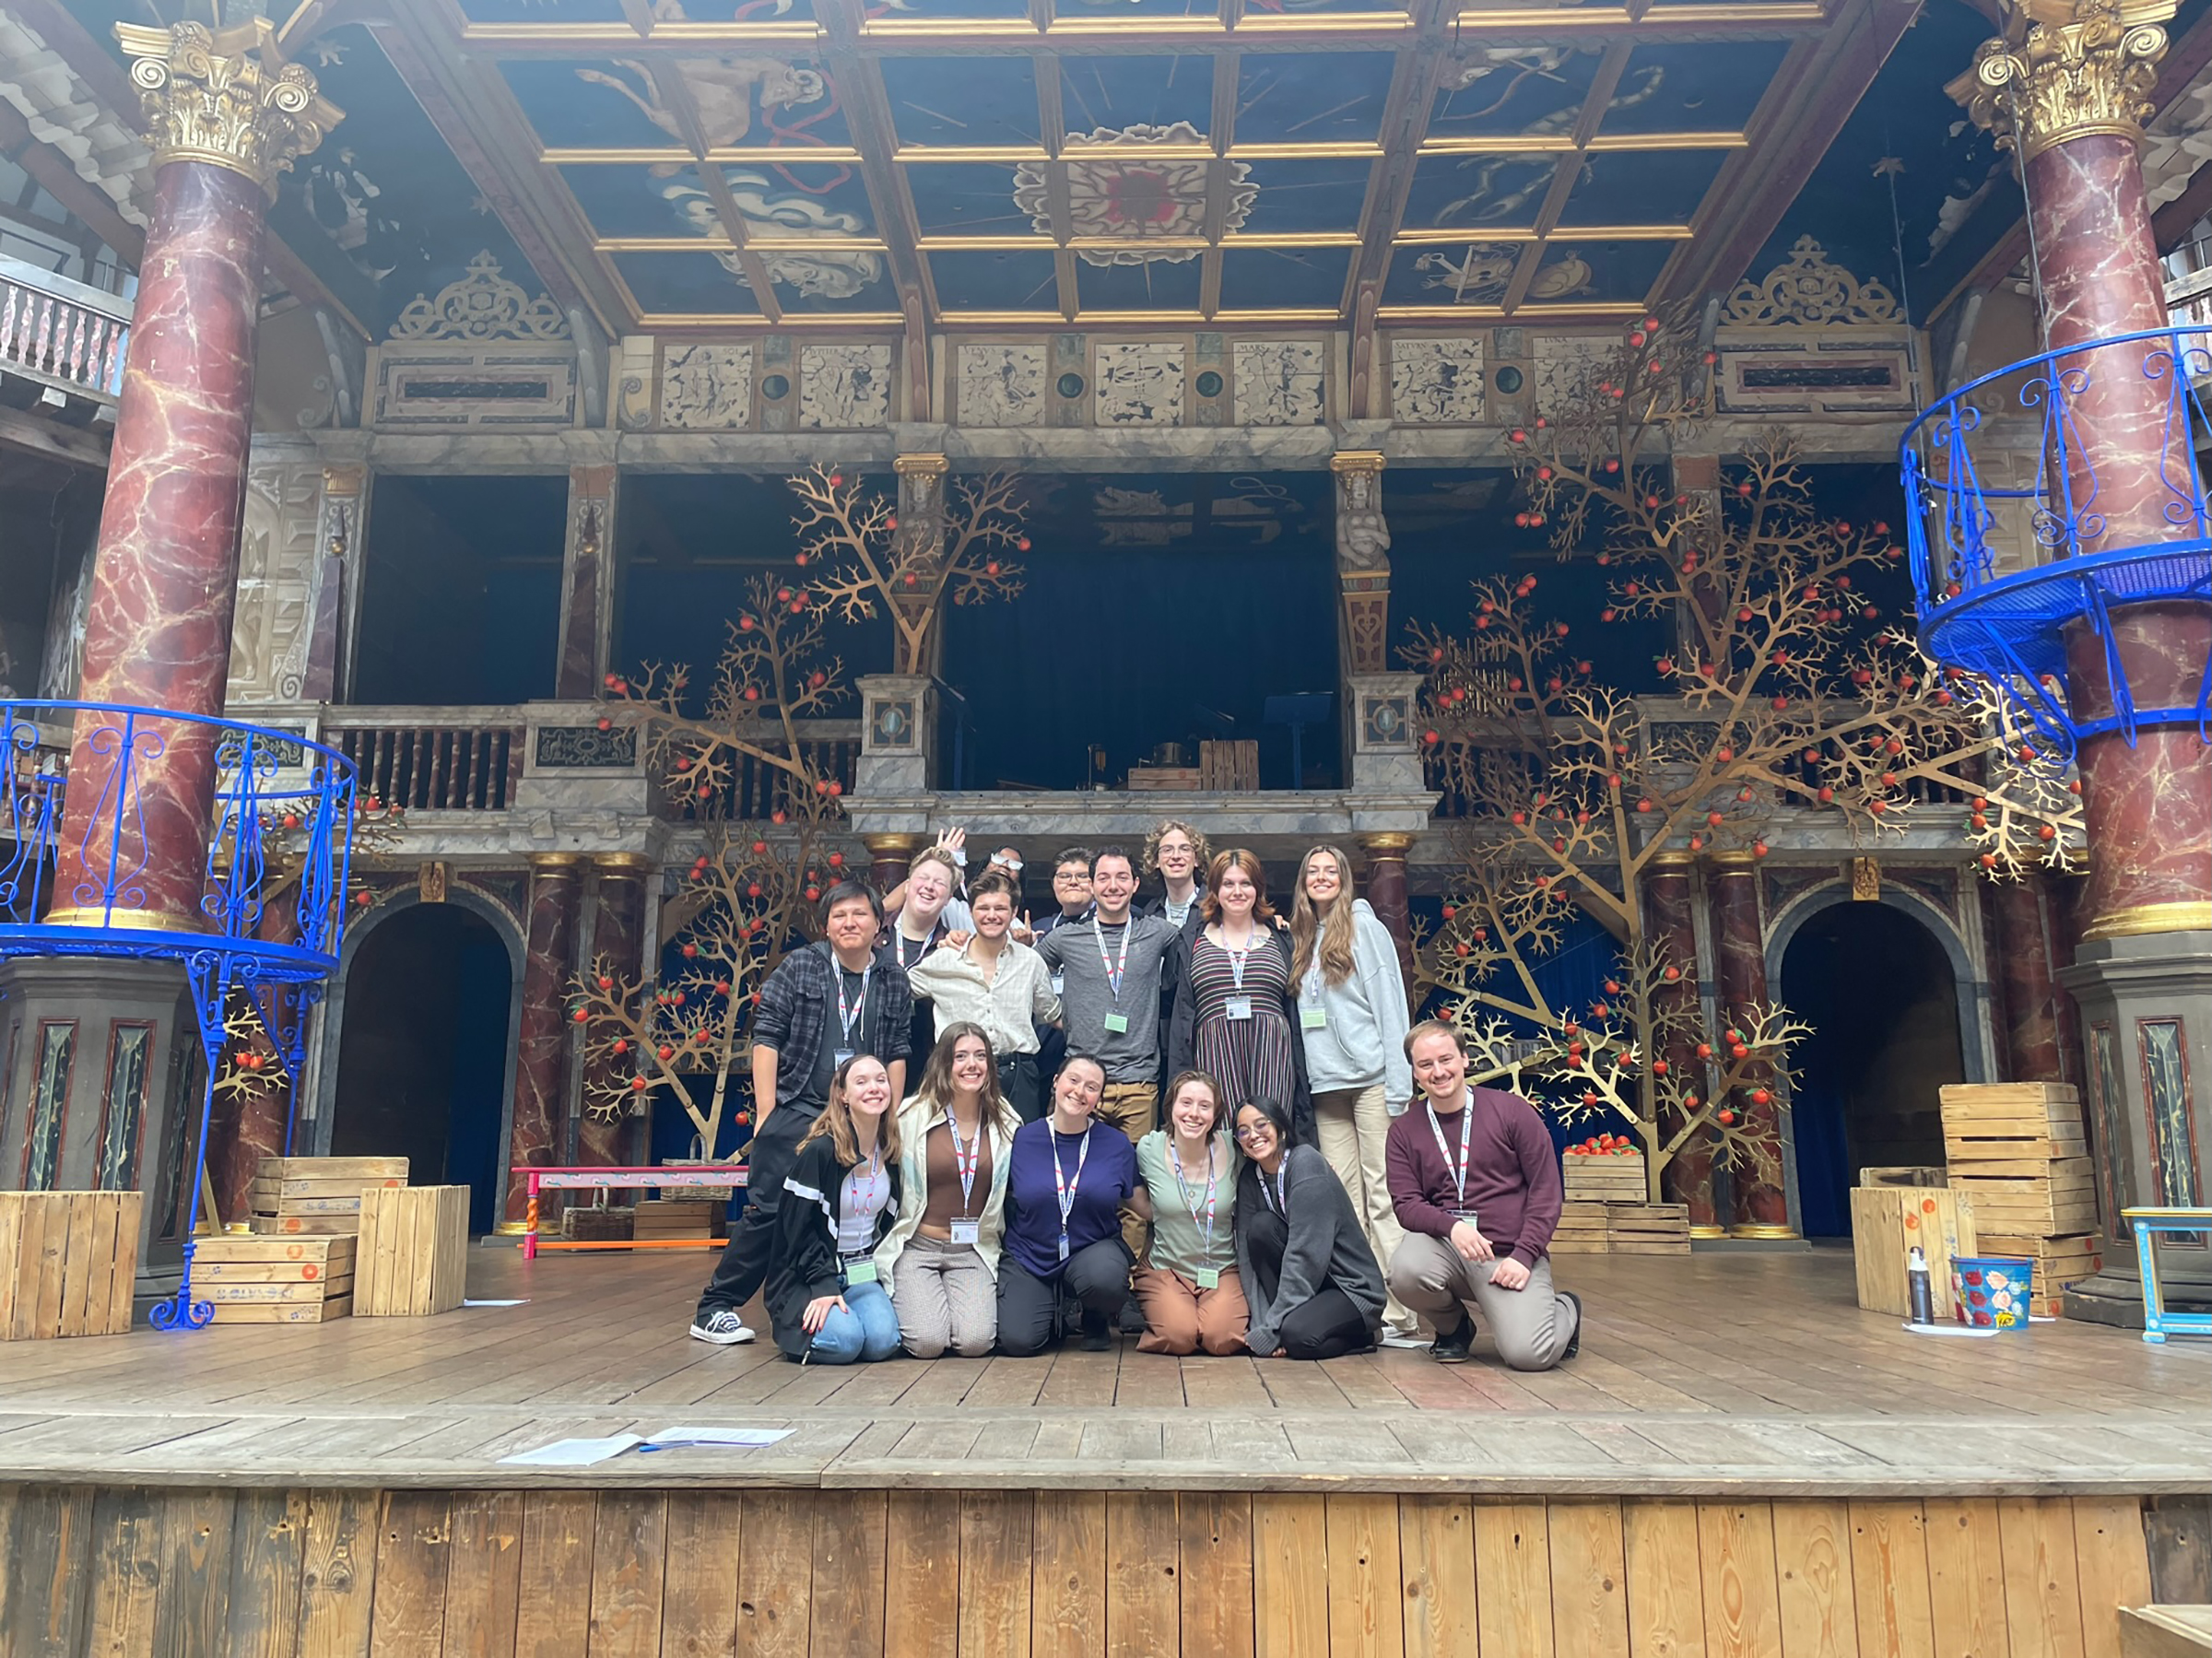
left=1387, top=1233, right=1580, bottom=1371
left=889, top=1233, right=996, bottom=1358
left=1095, top=1082, right=1158, bottom=1262
left=1132, top=1264, right=1249, bottom=1357
left=1313, top=1084, right=1414, bottom=1334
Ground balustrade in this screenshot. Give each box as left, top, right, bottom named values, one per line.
left=0, top=256, right=131, bottom=406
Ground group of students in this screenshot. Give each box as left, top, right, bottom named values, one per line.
left=685, top=826, right=1583, bottom=1370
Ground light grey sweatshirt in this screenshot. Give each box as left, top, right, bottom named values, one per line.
left=1297, top=899, right=1413, bottom=1111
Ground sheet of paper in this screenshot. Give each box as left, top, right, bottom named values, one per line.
left=1900, top=1321, right=1996, bottom=1338
left=642, top=1425, right=794, bottom=1449
left=498, top=1433, right=642, bottom=1466
left=465, top=1299, right=528, bottom=1308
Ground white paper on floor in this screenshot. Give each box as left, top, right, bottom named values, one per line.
left=498, top=1433, right=644, bottom=1466
left=465, top=1299, right=528, bottom=1307
left=640, top=1426, right=795, bottom=1450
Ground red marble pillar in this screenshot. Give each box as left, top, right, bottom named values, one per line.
left=1646, top=857, right=1719, bottom=1229
left=503, top=855, right=582, bottom=1224
left=578, top=858, right=648, bottom=1168
left=1708, top=855, right=1789, bottom=1233
left=2017, top=111, right=2212, bottom=942
left=1359, top=834, right=1418, bottom=1008
left=49, top=27, right=334, bottom=929
left=1987, top=878, right=2067, bottom=1084
left=213, top=900, right=305, bottom=1219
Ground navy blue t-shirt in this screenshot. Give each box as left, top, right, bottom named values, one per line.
left=1002, top=1119, right=1138, bottom=1278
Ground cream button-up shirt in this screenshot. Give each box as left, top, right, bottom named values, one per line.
left=905, top=936, right=1064, bottom=1055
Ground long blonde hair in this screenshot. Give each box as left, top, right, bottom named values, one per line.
left=1288, top=844, right=1359, bottom=987
left=800, top=1054, right=906, bottom=1166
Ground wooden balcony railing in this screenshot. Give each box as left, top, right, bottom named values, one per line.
left=324, top=716, right=523, bottom=812
left=0, top=256, right=130, bottom=406
left=678, top=729, right=862, bottom=821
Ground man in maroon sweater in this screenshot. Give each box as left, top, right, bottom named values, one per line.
left=1382, top=1020, right=1582, bottom=1369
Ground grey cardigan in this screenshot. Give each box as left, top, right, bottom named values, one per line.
left=1234, top=1144, right=1386, bottom=1356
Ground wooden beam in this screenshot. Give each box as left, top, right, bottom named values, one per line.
left=817, top=0, right=936, bottom=340
left=0, top=102, right=144, bottom=269
left=0, top=402, right=111, bottom=470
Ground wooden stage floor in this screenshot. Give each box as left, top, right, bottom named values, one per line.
left=0, top=1247, right=2202, bottom=1497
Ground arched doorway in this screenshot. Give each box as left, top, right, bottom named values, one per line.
left=1780, top=901, right=1967, bottom=1238
left=329, top=903, right=515, bottom=1233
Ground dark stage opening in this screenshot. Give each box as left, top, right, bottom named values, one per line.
left=352, top=475, right=566, bottom=706
left=942, top=473, right=1341, bottom=790
left=1782, top=901, right=1965, bottom=1238
left=331, top=904, right=513, bottom=1233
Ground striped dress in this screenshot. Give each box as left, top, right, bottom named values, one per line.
left=1189, top=932, right=1300, bottom=1112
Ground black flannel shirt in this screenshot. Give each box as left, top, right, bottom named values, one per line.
left=752, top=938, right=912, bottom=1110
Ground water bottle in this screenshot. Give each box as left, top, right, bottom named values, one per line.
left=1907, top=1245, right=1936, bottom=1326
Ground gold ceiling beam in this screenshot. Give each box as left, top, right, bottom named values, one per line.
left=647, top=64, right=785, bottom=323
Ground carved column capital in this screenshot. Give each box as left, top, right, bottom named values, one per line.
left=116, top=19, right=341, bottom=195
left=1954, top=0, right=2172, bottom=161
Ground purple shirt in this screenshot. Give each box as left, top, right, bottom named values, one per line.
left=1384, top=1087, right=1564, bottom=1266
left=1002, top=1119, right=1138, bottom=1277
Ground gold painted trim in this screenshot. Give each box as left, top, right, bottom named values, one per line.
left=1729, top=1223, right=1801, bottom=1240
left=597, top=853, right=653, bottom=874
left=1361, top=833, right=1414, bottom=853
left=1391, top=226, right=1687, bottom=245
left=493, top=1220, right=531, bottom=1236
left=2081, top=900, right=2212, bottom=941
left=1707, top=852, right=1759, bottom=871
left=863, top=833, right=924, bottom=855
left=1225, top=143, right=1386, bottom=160
left=547, top=147, right=866, bottom=165
left=890, top=147, right=1053, bottom=164
left=1647, top=852, right=1696, bottom=870
left=40, top=906, right=211, bottom=935
left=595, top=238, right=889, bottom=253
left=529, top=853, right=584, bottom=872
left=463, top=22, right=821, bottom=42
left=1390, top=228, right=1541, bottom=245
left=635, top=312, right=906, bottom=328
left=1688, top=1224, right=1730, bottom=1239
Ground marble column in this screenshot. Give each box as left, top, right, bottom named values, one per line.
left=504, top=854, right=582, bottom=1224
left=48, top=22, right=335, bottom=929
left=1358, top=834, right=1417, bottom=1004
left=1646, top=856, right=1720, bottom=1230
left=864, top=833, right=920, bottom=898
left=1708, top=855, right=1790, bottom=1234
left=213, top=900, right=305, bottom=1221
left=1987, top=877, right=2067, bottom=1083
left=578, top=857, right=648, bottom=1168
left=555, top=466, right=616, bottom=700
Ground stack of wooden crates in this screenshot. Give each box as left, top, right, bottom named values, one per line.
left=1555, top=1146, right=1692, bottom=1256
left=195, top=1156, right=406, bottom=1323
left=1941, top=1083, right=2100, bottom=1318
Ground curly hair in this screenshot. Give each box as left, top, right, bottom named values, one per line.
left=1143, top=818, right=1212, bottom=878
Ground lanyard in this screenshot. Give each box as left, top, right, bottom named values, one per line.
left=944, top=1107, right=982, bottom=1217
left=1052, top=1127, right=1092, bottom=1237
left=1220, top=929, right=1257, bottom=994
left=1095, top=922, right=1134, bottom=1005
left=844, top=1149, right=885, bottom=1248
left=835, top=964, right=871, bottom=1049
left=1169, top=1136, right=1220, bottom=1256
left=1259, top=1159, right=1288, bottom=1218
left=1428, top=1093, right=1476, bottom=1211
left=896, top=924, right=936, bottom=971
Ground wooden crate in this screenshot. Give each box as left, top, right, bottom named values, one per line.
left=1607, top=1203, right=1691, bottom=1256
left=632, top=1199, right=723, bottom=1241
left=562, top=1205, right=635, bottom=1242
left=1850, top=1186, right=1977, bottom=1319
left=356, top=1184, right=469, bottom=1318
left=1126, top=767, right=1201, bottom=792
left=1938, top=1083, right=2087, bottom=1146
left=1948, top=1158, right=2097, bottom=1236
left=1858, top=1166, right=1947, bottom=1188
left=1198, top=739, right=1259, bottom=792
left=0, top=1191, right=142, bottom=1340
left=250, top=1155, right=407, bottom=1236
left=194, top=1234, right=355, bottom=1325
left=1980, top=1233, right=2100, bottom=1318
left=1550, top=1201, right=1610, bottom=1255
left=1562, top=1147, right=1648, bottom=1204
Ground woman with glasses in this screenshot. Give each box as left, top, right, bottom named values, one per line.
left=1167, top=849, right=1313, bottom=1144
left=877, top=1024, right=1018, bottom=1358
left=1128, top=1070, right=1247, bottom=1355
left=1231, top=1098, right=1384, bottom=1361
left=767, top=1054, right=905, bottom=1364
left=907, top=871, right=1062, bottom=1123
left=996, top=1054, right=1140, bottom=1356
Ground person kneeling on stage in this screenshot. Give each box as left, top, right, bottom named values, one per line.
left=997, top=1055, right=1139, bottom=1355
left=1232, top=1099, right=1384, bottom=1360
left=1384, top=1020, right=1582, bottom=1370
left=1129, top=1070, right=1248, bottom=1356
left=769, top=1054, right=905, bottom=1364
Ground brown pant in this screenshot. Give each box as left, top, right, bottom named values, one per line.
left=1133, top=1264, right=1249, bottom=1356
left=1096, top=1082, right=1158, bottom=1263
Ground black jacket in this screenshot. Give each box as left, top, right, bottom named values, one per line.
left=767, top=1131, right=903, bottom=1358
left=1164, top=922, right=1314, bottom=1146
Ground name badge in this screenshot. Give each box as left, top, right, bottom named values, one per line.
left=1450, top=1210, right=1480, bottom=1229
left=832, top=1049, right=855, bottom=1068
left=1224, top=996, right=1253, bottom=1022
left=1300, top=1005, right=1327, bottom=1030
left=1051, top=972, right=1065, bottom=995
left=1058, top=1231, right=1071, bottom=1263
left=845, top=1259, right=878, bottom=1285
left=1102, top=1012, right=1130, bottom=1034
left=1195, top=1268, right=1220, bottom=1291
left=949, top=1218, right=981, bottom=1246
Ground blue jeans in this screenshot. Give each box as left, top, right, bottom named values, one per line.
left=808, top=1279, right=901, bottom=1365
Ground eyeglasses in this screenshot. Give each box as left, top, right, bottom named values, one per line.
left=1233, top=1125, right=1275, bottom=1145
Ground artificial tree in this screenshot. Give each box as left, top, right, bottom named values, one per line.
left=567, top=571, right=853, bottom=1162
left=786, top=463, right=1030, bottom=675
left=1406, top=311, right=2077, bottom=1203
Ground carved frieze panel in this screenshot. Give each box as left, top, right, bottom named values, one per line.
left=1094, top=340, right=1185, bottom=426
left=228, top=457, right=322, bottom=704
left=1233, top=339, right=1327, bottom=426
left=1533, top=335, right=1612, bottom=417
left=1388, top=335, right=1486, bottom=424
left=661, top=343, right=756, bottom=429
left=798, top=343, right=893, bottom=429
left=955, top=342, right=1049, bottom=427
left=371, top=346, right=580, bottom=429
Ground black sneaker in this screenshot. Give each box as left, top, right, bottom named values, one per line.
left=1560, top=1290, right=1583, bottom=1362
left=1430, top=1314, right=1474, bottom=1364
left=1117, top=1293, right=1147, bottom=1334
left=1080, top=1311, right=1113, bottom=1352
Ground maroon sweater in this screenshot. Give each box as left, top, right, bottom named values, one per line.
left=1383, top=1087, right=1564, bottom=1266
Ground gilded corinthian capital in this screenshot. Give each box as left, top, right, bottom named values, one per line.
left=115, top=18, right=341, bottom=195
left=1953, top=0, right=2173, bottom=161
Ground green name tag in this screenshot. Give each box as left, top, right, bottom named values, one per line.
left=1195, top=1268, right=1220, bottom=1291
left=1300, top=1006, right=1327, bottom=1029
left=1102, top=1012, right=1130, bottom=1034
left=845, top=1260, right=878, bottom=1285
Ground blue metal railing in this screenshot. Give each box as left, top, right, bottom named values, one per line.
left=1900, top=323, right=2212, bottom=756
left=0, top=700, right=359, bottom=1331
